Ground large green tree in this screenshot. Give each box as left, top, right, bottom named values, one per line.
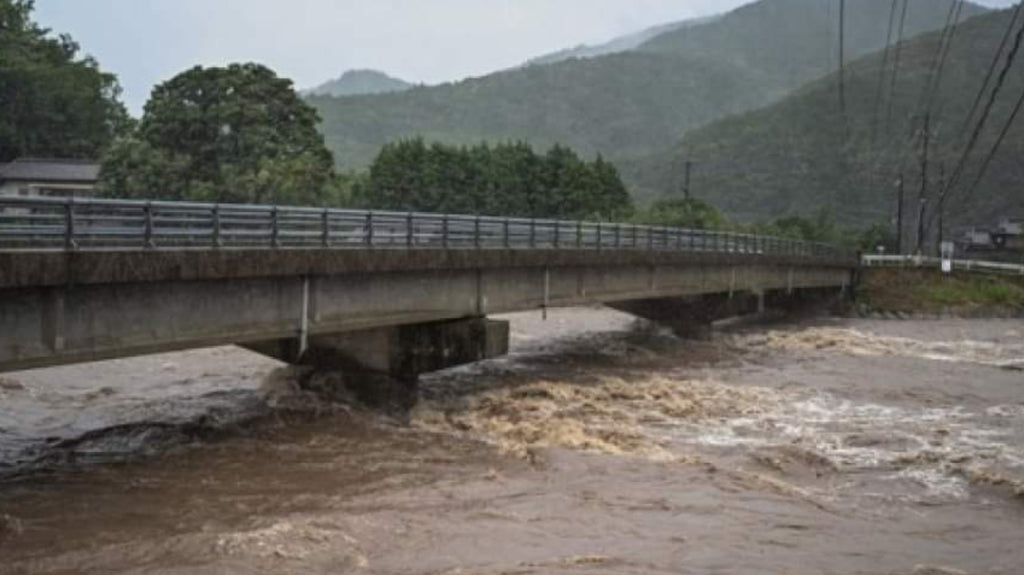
left=101, top=63, right=335, bottom=205
left=0, top=0, right=129, bottom=162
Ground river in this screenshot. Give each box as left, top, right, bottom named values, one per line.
left=1, top=309, right=1022, bottom=574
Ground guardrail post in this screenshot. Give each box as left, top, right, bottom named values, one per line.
left=143, top=201, right=154, bottom=249
left=474, top=215, right=481, bottom=249
left=322, top=209, right=331, bottom=248
left=366, top=211, right=374, bottom=247
left=270, top=207, right=280, bottom=248
left=406, top=212, right=414, bottom=247
left=442, top=214, right=449, bottom=249
left=576, top=221, right=582, bottom=248
left=504, top=219, right=511, bottom=249
left=64, top=198, right=77, bottom=251
left=213, top=204, right=222, bottom=248
left=596, top=222, right=602, bottom=250
left=647, top=226, right=653, bottom=251
left=632, top=224, right=638, bottom=248
left=529, top=218, right=536, bottom=248
left=553, top=220, right=560, bottom=248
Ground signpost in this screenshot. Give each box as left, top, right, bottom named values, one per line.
left=940, top=241, right=954, bottom=274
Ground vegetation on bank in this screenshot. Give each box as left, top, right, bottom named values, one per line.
left=859, top=268, right=1024, bottom=314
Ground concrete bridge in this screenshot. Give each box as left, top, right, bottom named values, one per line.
left=0, top=197, right=858, bottom=382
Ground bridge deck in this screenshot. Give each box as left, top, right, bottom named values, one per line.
left=0, top=197, right=857, bottom=373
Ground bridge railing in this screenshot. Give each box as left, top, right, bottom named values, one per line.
left=0, top=196, right=855, bottom=260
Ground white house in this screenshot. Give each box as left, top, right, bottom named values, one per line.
left=0, top=158, right=101, bottom=199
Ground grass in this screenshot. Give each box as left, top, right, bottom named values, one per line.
left=860, top=268, right=1024, bottom=314
left=917, top=279, right=1024, bottom=308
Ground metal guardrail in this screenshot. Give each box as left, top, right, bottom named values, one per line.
left=0, top=196, right=855, bottom=260
left=862, top=254, right=1024, bottom=276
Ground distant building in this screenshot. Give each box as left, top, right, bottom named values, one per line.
left=992, top=217, right=1023, bottom=251
left=954, top=217, right=1023, bottom=261
left=0, top=158, right=101, bottom=200
left=955, top=227, right=994, bottom=249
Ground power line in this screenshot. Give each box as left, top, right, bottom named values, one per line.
left=885, top=0, right=911, bottom=130
left=936, top=11, right=1024, bottom=211
left=959, top=2, right=1024, bottom=139
left=871, top=0, right=901, bottom=139
left=958, top=82, right=1024, bottom=207
left=907, top=0, right=963, bottom=146
left=921, top=0, right=965, bottom=115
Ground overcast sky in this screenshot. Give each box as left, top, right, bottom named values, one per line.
left=34, top=0, right=1019, bottom=115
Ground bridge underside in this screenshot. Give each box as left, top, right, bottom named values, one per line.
left=0, top=249, right=853, bottom=376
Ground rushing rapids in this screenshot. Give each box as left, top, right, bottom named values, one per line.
left=0, top=309, right=1022, bottom=574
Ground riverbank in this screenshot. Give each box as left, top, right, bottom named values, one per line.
left=857, top=267, right=1024, bottom=318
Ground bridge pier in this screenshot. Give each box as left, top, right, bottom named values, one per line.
left=609, top=292, right=762, bottom=339
left=608, top=286, right=850, bottom=339
left=244, top=317, right=510, bottom=403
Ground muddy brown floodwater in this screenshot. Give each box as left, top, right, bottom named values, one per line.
left=0, top=308, right=1022, bottom=575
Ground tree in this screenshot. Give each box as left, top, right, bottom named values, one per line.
left=759, top=209, right=840, bottom=242
left=638, top=197, right=726, bottom=230
left=101, top=63, right=335, bottom=205
left=0, top=0, right=129, bottom=162
left=354, top=139, right=634, bottom=219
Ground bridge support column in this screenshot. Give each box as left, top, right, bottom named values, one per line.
left=609, top=293, right=759, bottom=339
left=244, top=317, right=509, bottom=404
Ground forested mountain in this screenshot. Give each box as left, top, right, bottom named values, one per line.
left=624, top=7, right=1024, bottom=230
left=525, top=15, right=718, bottom=67
left=305, top=69, right=412, bottom=97
left=638, top=0, right=986, bottom=94
left=309, top=0, right=985, bottom=171
left=311, top=53, right=773, bottom=171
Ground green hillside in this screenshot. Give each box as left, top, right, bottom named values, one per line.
left=638, top=0, right=985, bottom=92
left=305, top=69, right=412, bottom=97
left=311, top=53, right=775, bottom=170
left=310, top=0, right=981, bottom=171
left=624, top=7, right=1024, bottom=230
left=526, top=15, right=718, bottom=66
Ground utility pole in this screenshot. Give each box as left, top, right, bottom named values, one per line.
left=838, top=0, right=847, bottom=115
left=896, top=173, right=905, bottom=254
left=916, top=113, right=931, bottom=254
left=936, top=162, right=946, bottom=257
left=683, top=160, right=692, bottom=201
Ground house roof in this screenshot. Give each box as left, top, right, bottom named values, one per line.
left=0, top=158, right=100, bottom=184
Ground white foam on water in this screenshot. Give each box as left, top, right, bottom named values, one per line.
left=660, top=385, right=1024, bottom=504
left=742, top=327, right=1024, bottom=368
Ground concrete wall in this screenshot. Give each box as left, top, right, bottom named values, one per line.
left=0, top=249, right=855, bottom=372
